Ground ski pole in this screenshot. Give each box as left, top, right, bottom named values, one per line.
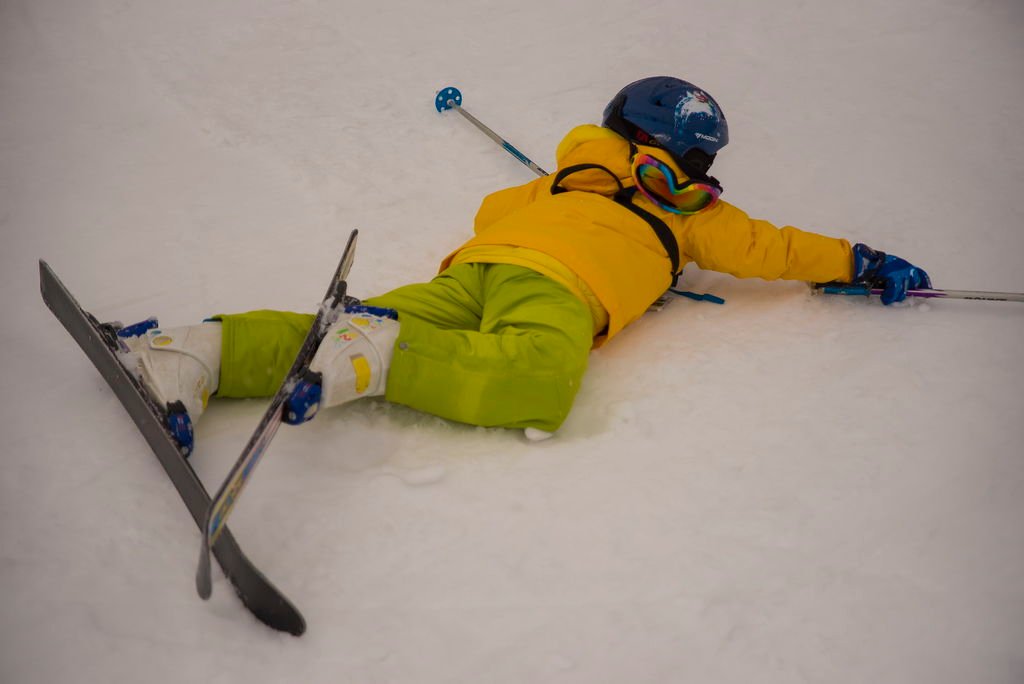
left=813, top=283, right=1024, bottom=303
left=435, top=86, right=548, bottom=177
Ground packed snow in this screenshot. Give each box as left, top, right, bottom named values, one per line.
left=2, top=0, right=1023, bottom=682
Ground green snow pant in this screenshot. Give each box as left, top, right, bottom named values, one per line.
left=215, top=263, right=594, bottom=431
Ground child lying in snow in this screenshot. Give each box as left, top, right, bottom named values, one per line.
left=120, top=76, right=930, bottom=447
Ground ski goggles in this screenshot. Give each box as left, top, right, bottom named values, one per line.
left=631, top=153, right=722, bottom=215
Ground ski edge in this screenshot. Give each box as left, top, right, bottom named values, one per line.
left=39, top=259, right=306, bottom=636
left=197, top=228, right=359, bottom=601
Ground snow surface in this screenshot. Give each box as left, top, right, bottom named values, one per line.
left=3, top=0, right=1024, bottom=682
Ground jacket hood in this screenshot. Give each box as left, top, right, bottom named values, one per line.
left=553, top=124, right=693, bottom=195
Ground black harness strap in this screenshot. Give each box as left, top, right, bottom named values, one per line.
left=613, top=187, right=681, bottom=286
left=550, top=164, right=682, bottom=286
left=549, top=163, right=624, bottom=195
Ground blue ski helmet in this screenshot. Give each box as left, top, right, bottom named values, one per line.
left=603, top=76, right=728, bottom=178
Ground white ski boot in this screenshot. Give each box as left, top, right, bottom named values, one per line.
left=286, top=309, right=400, bottom=424
left=118, top=321, right=222, bottom=455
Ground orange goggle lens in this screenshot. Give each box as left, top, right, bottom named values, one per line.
left=632, top=154, right=721, bottom=215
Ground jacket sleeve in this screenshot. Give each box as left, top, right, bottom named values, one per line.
left=680, top=201, right=854, bottom=283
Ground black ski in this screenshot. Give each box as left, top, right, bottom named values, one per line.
left=196, top=229, right=359, bottom=601
left=39, top=260, right=306, bottom=636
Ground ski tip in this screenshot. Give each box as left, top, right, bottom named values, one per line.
left=39, top=260, right=60, bottom=305
left=196, top=572, right=212, bottom=600
left=39, top=259, right=54, bottom=284
left=435, top=86, right=462, bottom=112
left=196, top=540, right=213, bottom=600
left=289, top=618, right=307, bottom=637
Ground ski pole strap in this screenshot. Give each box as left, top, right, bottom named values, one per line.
left=669, top=288, right=726, bottom=304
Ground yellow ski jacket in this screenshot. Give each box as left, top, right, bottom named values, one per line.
left=441, top=124, right=853, bottom=343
